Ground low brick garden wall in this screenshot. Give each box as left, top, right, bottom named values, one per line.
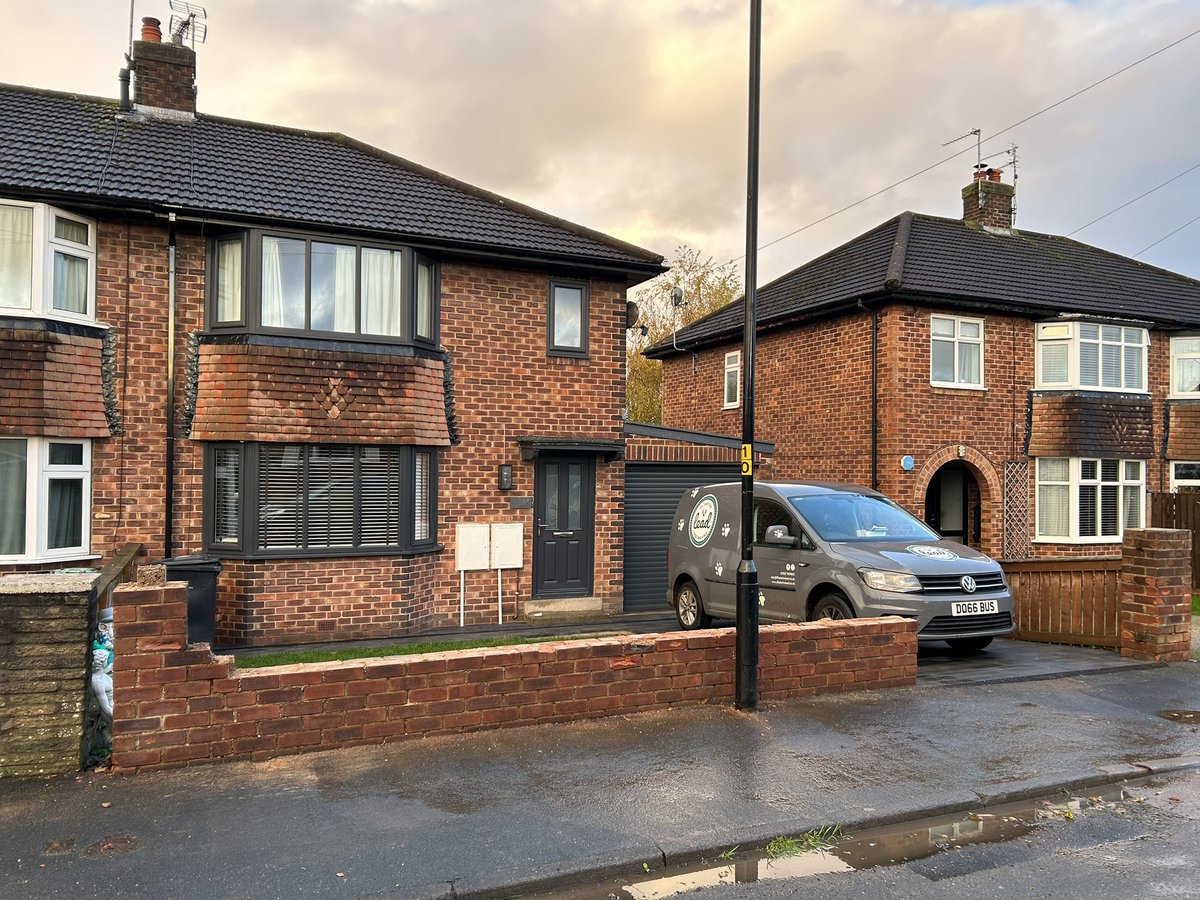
left=111, top=581, right=917, bottom=772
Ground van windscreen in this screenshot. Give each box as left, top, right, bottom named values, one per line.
left=789, top=493, right=939, bottom=542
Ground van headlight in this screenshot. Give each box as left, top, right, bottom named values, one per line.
left=859, top=569, right=922, bottom=593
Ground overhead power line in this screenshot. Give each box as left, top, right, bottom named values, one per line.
left=734, top=23, right=1200, bottom=264
left=1069, top=162, right=1200, bottom=236
left=1133, top=213, right=1200, bottom=258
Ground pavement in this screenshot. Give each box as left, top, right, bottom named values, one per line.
left=1, top=635, right=1198, bottom=900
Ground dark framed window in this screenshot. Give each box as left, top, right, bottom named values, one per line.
left=206, top=229, right=439, bottom=346
left=547, top=278, right=588, bottom=357
left=204, top=443, right=438, bottom=557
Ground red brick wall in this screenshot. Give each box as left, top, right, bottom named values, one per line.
left=434, top=262, right=628, bottom=624
left=661, top=303, right=1181, bottom=560
left=0, top=326, right=108, bottom=437
left=192, top=344, right=450, bottom=445
left=111, top=581, right=917, bottom=772
left=132, top=40, right=196, bottom=113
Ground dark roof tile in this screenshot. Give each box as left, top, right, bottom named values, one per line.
left=649, top=211, right=1200, bottom=356
left=0, top=84, right=663, bottom=275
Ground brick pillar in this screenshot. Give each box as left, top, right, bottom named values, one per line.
left=111, top=581, right=229, bottom=770
left=1120, top=528, right=1193, bottom=662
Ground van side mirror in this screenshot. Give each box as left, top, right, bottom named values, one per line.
left=764, top=524, right=797, bottom=547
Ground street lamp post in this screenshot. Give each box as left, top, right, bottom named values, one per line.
left=735, top=0, right=762, bottom=711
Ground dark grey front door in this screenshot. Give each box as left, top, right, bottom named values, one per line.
left=534, top=454, right=594, bottom=597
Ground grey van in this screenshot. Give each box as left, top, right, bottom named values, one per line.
left=667, top=481, right=1014, bottom=651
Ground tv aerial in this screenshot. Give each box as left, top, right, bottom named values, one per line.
left=168, top=0, right=208, bottom=48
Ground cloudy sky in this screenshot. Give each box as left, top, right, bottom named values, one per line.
left=1, top=0, right=1197, bottom=293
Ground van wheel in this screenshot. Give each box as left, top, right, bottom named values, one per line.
left=947, top=636, right=993, bottom=653
left=810, top=593, right=854, bottom=622
left=675, top=580, right=711, bottom=630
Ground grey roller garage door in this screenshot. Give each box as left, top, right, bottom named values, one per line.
left=624, top=463, right=739, bottom=612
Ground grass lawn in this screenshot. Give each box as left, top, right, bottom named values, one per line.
left=1193, top=594, right=1200, bottom=616
left=236, top=634, right=606, bottom=668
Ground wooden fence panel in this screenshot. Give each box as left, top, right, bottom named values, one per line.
left=1002, top=558, right=1122, bottom=647
left=1148, top=493, right=1200, bottom=589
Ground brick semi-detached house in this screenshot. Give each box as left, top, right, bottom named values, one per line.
left=0, top=19, right=673, bottom=645
left=649, top=169, right=1200, bottom=566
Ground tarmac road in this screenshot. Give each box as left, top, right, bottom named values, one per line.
left=1, top=652, right=1197, bottom=899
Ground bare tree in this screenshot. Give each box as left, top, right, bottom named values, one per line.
left=627, top=245, right=742, bottom=424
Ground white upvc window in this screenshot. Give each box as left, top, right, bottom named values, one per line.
left=930, top=314, right=984, bottom=388
left=1169, top=337, right=1200, bottom=398
left=1035, top=321, right=1147, bottom=392
left=0, top=437, right=91, bottom=562
left=723, top=350, right=741, bottom=409
left=1035, top=457, right=1143, bottom=543
left=1169, top=461, right=1200, bottom=492
left=0, top=199, right=96, bottom=323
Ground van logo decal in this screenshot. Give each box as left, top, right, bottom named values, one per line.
left=907, top=545, right=959, bottom=561
left=721, top=523, right=731, bottom=537
left=961, top=576, right=977, bottom=593
left=689, top=494, right=719, bottom=547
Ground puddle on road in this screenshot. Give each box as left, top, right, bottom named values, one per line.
left=527, top=784, right=1135, bottom=899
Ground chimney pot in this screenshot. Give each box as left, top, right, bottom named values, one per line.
left=141, top=17, right=163, bottom=42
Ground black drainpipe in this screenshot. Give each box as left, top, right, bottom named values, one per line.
left=858, top=300, right=879, bottom=490
left=164, top=213, right=177, bottom=558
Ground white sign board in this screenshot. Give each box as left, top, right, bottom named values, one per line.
left=455, top=523, right=491, bottom=571
left=490, top=523, right=524, bottom=570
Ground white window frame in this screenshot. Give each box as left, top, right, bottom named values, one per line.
left=1169, top=461, right=1200, bottom=492
left=0, top=437, right=92, bottom=563
left=0, top=199, right=96, bottom=324
left=929, top=314, right=985, bottom=389
left=723, top=350, right=741, bottom=409
left=1169, top=336, right=1200, bottom=399
left=1035, top=321, right=1148, bottom=393
left=1034, top=456, right=1144, bottom=544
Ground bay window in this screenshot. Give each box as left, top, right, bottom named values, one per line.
left=0, top=437, right=90, bottom=562
left=208, top=230, right=438, bottom=344
left=1170, top=337, right=1200, bottom=397
left=204, top=443, right=437, bottom=556
left=1035, top=457, right=1144, bottom=542
left=1036, top=321, right=1147, bottom=391
left=0, top=200, right=96, bottom=322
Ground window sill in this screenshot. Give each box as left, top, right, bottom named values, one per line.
left=930, top=383, right=987, bottom=392
left=1033, top=386, right=1150, bottom=395
left=722, top=403, right=741, bottom=410
left=0, top=553, right=102, bottom=566
left=206, top=545, right=444, bottom=561
left=1030, top=536, right=1126, bottom=545
left=547, top=349, right=589, bottom=361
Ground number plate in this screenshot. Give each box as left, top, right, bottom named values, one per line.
left=951, top=599, right=998, bottom=617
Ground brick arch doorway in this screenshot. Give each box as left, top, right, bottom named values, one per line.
left=924, top=460, right=980, bottom=547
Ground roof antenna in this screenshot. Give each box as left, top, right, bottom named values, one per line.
left=168, top=0, right=208, bottom=48
left=1006, top=144, right=1019, bottom=227
left=943, top=127, right=984, bottom=208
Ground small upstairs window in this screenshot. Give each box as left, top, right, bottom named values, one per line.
left=723, top=351, right=741, bottom=408
left=0, top=199, right=96, bottom=323
left=930, top=315, right=983, bottom=388
left=548, top=278, right=588, bottom=357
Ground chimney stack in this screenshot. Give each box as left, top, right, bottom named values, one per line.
left=131, top=16, right=197, bottom=117
left=962, top=167, right=1014, bottom=232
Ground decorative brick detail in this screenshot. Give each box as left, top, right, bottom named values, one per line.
left=0, top=325, right=109, bottom=437
left=191, top=343, right=450, bottom=445
left=625, top=434, right=772, bottom=473
left=1119, top=528, right=1193, bottom=662
left=1165, top=401, right=1200, bottom=459
left=111, top=582, right=917, bottom=772
left=1028, top=392, right=1155, bottom=458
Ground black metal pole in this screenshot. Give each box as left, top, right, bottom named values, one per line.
left=736, top=0, right=762, bottom=711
